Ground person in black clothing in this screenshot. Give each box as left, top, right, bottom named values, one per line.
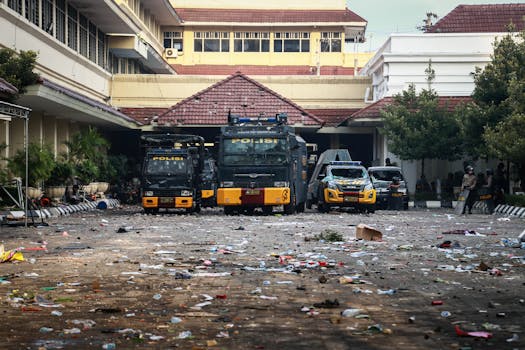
left=461, top=166, right=477, bottom=214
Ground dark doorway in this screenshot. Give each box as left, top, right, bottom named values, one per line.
left=340, top=134, right=373, bottom=168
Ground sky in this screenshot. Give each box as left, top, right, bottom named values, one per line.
left=347, top=0, right=525, bottom=51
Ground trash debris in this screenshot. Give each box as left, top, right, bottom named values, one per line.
left=355, top=224, right=382, bottom=241
left=500, top=238, right=521, bottom=248
left=341, top=308, right=363, bottom=317
left=177, top=331, right=192, bottom=339
left=442, top=229, right=483, bottom=236
left=454, top=325, right=492, bottom=339
left=0, top=245, right=24, bottom=263
left=313, top=299, right=339, bottom=308
left=377, top=289, right=396, bottom=295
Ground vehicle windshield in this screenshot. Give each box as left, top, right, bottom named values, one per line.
left=145, top=155, right=188, bottom=175
left=222, top=137, right=288, bottom=165
left=369, top=170, right=403, bottom=182
left=330, top=167, right=367, bottom=179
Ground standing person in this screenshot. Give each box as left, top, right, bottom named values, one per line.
left=483, top=169, right=496, bottom=213
left=385, top=158, right=392, bottom=166
left=461, top=165, right=477, bottom=214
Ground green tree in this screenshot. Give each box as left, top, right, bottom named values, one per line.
left=380, top=62, right=463, bottom=177
left=464, top=30, right=525, bottom=189
left=65, top=127, right=110, bottom=184
left=0, top=48, right=39, bottom=101
left=8, top=143, right=55, bottom=187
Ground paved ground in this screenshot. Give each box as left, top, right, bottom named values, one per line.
left=0, top=206, right=523, bottom=349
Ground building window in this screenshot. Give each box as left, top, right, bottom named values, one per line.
left=79, top=14, right=88, bottom=57
left=25, top=0, right=39, bottom=26
left=8, top=0, right=22, bottom=15
left=274, top=32, right=310, bottom=52
left=194, top=32, right=229, bottom=52
left=97, top=29, right=106, bottom=68
left=88, top=22, right=97, bottom=62
left=164, top=31, right=183, bottom=51
left=320, top=32, right=342, bottom=52
left=55, top=0, right=66, bottom=44
left=234, top=32, right=269, bottom=52
left=41, top=0, right=54, bottom=34
left=67, top=4, right=78, bottom=51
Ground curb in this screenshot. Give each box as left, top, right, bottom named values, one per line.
left=410, top=200, right=525, bottom=218
left=1, top=199, right=120, bottom=221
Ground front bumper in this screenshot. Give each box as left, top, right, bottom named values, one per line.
left=142, top=196, right=193, bottom=209
left=217, top=187, right=290, bottom=206
left=323, top=188, right=376, bottom=205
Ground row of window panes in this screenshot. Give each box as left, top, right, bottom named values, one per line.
left=7, top=0, right=109, bottom=70
left=110, top=54, right=151, bottom=74
left=166, top=31, right=341, bottom=53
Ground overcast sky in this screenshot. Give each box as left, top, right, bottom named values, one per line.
left=347, top=0, right=525, bottom=51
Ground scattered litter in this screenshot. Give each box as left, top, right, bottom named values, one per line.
left=177, top=331, right=192, bottom=339
left=341, top=308, right=363, bottom=317
left=454, top=325, right=492, bottom=339
left=0, top=245, right=24, bottom=263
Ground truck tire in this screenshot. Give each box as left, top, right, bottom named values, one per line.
left=306, top=199, right=312, bottom=209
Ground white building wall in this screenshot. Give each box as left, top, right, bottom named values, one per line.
left=361, top=33, right=507, bottom=101
left=0, top=6, right=112, bottom=101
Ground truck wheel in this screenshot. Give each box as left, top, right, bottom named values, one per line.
left=262, top=206, right=273, bottom=215
left=144, top=208, right=158, bottom=215
left=306, top=199, right=312, bottom=209
left=224, top=207, right=234, bottom=215
left=317, top=202, right=329, bottom=213
left=366, top=205, right=375, bottom=214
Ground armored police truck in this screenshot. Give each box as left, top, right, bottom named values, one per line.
left=216, top=113, right=308, bottom=215
left=140, top=134, right=204, bottom=214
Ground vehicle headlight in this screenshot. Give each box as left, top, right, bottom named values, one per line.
left=144, top=191, right=154, bottom=197
left=364, top=183, right=374, bottom=191
left=327, top=182, right=338, bottom=190
left=180, top=190, right=192, bottom=196
left=274, top=181, right=289, bottom=187
left=221, top=181, right=234, bottom=188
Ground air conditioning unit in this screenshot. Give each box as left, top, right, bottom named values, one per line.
left=165, top=48, right=178, bottom=58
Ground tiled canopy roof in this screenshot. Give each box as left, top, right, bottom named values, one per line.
left=350, top=96, right=473, bottom=121
left=306, top=108, right=360, bottom=127
left=157, top=72, right=323, bottom=127
left=0, top=77, right=18, bottom=97
left=427, top=4, right=525, bottom=33
left=174, top=8, right=366, bottom=24
left=118, top=107, right=168, bottom=125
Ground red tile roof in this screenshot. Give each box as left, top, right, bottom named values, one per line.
left=157, top=72, right=323, bottom=127
left=175, top=8, right=366, bottom=24
left=306, top=108, right=360, bottom=126
left=172, top=65, right=356, bottom=76
left=427, top=4, right=525, bottom=33
left=118, top=107, right=168, bottom=125
left=350, top=96, right=473, bottom=121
